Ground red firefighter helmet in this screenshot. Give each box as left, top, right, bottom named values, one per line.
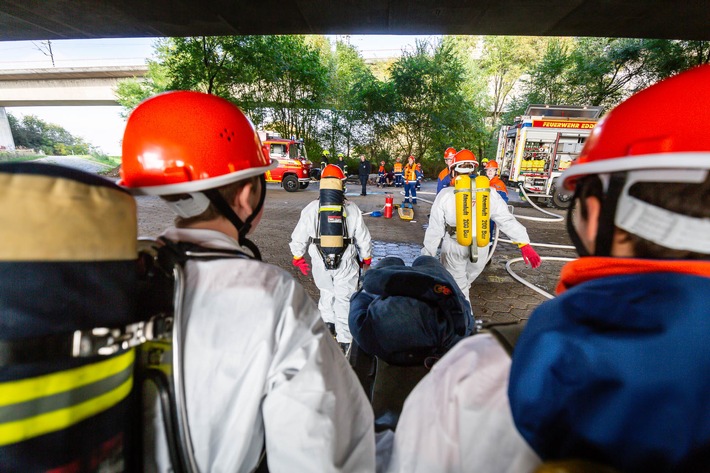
left=444, top=147, right=456, bottom=160
left=321, top=164, right=346, bottom=180
left=120, top=91, right=276, bottom=195
left=450, top=149, right=478, bottom=173
left=485, top=160, right=499, bottom=169
left=559, top=65, right=710, bottom=192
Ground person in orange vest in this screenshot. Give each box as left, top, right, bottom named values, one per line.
left=377, top=160, right=387, bottom=187
left=437, top=147, right=456, bottom=193
left=484, top=160, right=509, bottom=204
left=403, top=155, right=418, bottom=205
left=393, top=157, right=404, bottom=187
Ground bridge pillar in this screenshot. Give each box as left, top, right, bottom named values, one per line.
left=0, top=107, right=15, bottom=151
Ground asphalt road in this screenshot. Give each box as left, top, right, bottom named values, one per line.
left=34, top=155, right=113, bottom=173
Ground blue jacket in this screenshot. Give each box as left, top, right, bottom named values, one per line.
left=436, top=173, right=451, bottom=193
left=349, top=256, right=474, bottom=366
left=509, top=270, right=710, bottom=472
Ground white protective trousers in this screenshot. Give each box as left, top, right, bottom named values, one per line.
left=146, top=227, right=376, bottom=473
left=422, top=187, right=531, bottom=301
left=290, top=200, right=372, bottom=343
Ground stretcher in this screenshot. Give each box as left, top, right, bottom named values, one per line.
left=398, top=203, right=414, bottom=220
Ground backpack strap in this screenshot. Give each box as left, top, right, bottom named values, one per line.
left=484, top=320, right=528, bottom=357
left=157, top=237, right=253, bottom=266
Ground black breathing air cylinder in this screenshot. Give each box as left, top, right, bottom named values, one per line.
left=317, top=177, right=346, bottom=269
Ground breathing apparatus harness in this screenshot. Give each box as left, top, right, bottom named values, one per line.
left=453, top=170, right=492, bottom=263
left=311, top=177, right=352, bottom=270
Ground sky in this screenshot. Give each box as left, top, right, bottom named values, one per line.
left=0, top=35, right=437, bottom=155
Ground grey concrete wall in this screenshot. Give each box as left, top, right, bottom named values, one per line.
left=0, top=107, right=15, bottom=151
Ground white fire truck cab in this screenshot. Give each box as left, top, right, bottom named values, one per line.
left=496, top=104, right=603, bottom=208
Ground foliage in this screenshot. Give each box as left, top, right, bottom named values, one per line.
left=508, top=37, right=710, bottom=123
left=115, top=58, right=170, bottom=117
left=114, top=34, right=710, bottom=170
left=7, top=113, right=92, bottom=155
left=479, top=36, right=548, bottom=126
left=387, top=39, right=485, bottom=164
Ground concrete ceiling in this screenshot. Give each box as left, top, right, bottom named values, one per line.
left=1, top=1, right=709, bottom=42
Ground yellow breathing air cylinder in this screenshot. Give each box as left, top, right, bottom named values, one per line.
left=475, top=175, right=491, bottom=247
left=454, top=174, right=473, bottom=246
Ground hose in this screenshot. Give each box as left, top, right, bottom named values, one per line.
left=496, top=184, right=576, bottom=298
left=511, top=182, right=564, bottom=222
left=505, top=256, right=576, bottom=299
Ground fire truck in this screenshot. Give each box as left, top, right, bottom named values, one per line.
left=496, top=104, right=602, bottom=208
left=259, top=131, right=314, bottom=192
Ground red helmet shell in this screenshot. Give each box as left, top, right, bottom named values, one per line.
left=559, top=65, right=710, bottom=191
left=444, top=147, right=456, bottom=159
left=451, top=149, right=478, bottom=173
left=120, top=91, right=276, bottom=195
left=321, top=164, right=346, bottom=180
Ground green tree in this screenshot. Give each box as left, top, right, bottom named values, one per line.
left=115, top=60, right=170, bottom=116
left=522, top=38, right=574, bottom=106
left=388, top=39, right=483, bottom=163
left=479, top=36, right=547, bottom=126
left=321, top=40, right=377, bottom=158
left=8, top=113, right=91, bottom=155
left=640, top=39, right=710, bottom=83
left=564, top=38, right=648, bottom=109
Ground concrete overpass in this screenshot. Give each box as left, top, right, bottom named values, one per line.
left=0, top=65, right=148, bottom=106
left=0, top=65, right=147, bottom=150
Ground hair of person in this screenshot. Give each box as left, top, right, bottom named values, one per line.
left=162, top=176, right=260, bottom=228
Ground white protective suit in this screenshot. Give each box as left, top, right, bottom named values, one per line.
left=289, top=199, right=373, bottom=344
left=422, top=186, right=531, bottom=301
left=381, top=334, right=540, bottom=473
left=147, top=227, right=376, bottom=473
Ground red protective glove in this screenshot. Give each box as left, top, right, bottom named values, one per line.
left=359, top=258, right=372, bottom=270
left=520, top=244, right=541, bottom=269
left=292, top=257, right=310, bottom=276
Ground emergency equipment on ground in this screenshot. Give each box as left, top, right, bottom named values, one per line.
left=384, top=194, right=394, bottom=219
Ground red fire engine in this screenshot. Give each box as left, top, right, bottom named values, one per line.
left=496, top=104, right=602, bottom=208
left=259, top=131, right=314, bottom=192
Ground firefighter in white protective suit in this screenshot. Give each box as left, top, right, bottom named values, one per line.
left=290, top=164, right=373, bottom=352
left=119, top=91, right=375, bottom=473
left=422, top=149, right=541, bottom=302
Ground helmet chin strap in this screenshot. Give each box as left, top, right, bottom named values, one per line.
left=566, top=173, right=626, bottom=257
left=594, top=173, right=626, bottom=257
left=566, top=196, right=590, bottom=257
left=202, top=175, right=267, bottom=261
